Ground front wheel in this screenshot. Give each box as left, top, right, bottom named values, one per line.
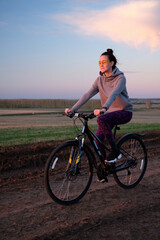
left=44, top=140, right=93, bottom=205
left=113, top=135, right=147, bottom=189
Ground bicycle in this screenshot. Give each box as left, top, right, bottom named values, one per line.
left=44, top=112, right=148, bottom=205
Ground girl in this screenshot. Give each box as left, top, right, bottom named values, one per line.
left=65, top=49, right=133, bottom=165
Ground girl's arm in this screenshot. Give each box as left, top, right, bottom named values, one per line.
left=70, top=79, right=99, bottom=112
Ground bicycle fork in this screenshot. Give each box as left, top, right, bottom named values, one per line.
left=67, top=139, right=84, bottom=175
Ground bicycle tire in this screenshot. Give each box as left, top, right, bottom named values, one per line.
left=44, top=140, right=93, bottom=205
left=113, top=134, right=147, bottom=189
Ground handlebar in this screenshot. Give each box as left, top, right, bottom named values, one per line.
left=66, top=111, right=104, bottom=120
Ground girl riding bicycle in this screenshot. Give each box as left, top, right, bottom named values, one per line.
left=65, top=49, right=133, bottom=163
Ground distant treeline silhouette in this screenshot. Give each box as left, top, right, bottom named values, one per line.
left=0, top=99, right=159, bottom=109
left=0, top=99, right=101, bottom=109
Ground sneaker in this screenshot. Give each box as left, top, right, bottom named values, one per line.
left=96, top=164, right=108, bottom=183
left=97, top=178, right=106, bottom=183
left=105, top=150, right=122, bottom=164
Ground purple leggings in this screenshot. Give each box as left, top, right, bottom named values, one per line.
left=95, top=110, right=132, bottom=158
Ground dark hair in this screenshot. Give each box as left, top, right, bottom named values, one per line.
left=101, top=49, right=117, bottom=69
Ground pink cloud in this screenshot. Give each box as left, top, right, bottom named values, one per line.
left=53, top=0, right=160, bottom=51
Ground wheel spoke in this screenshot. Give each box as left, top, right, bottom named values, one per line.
left=114, top=135, right=147, bottom=189
left=56, top=177, right=67, bottom=199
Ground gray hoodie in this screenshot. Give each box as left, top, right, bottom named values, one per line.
left=71, top=67, right=133, bottom=112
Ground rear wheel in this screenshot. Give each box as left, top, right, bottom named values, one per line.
left=44, top=141, right=93, bottom=205
left=113, top=135, right=147, bottom=189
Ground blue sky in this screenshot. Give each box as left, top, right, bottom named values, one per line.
left=0, top=0, right=160, bottom=99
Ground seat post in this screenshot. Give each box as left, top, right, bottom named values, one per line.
left=113, top=125, right=117, bottom=139
left=113, top=125, right=120, bottom=139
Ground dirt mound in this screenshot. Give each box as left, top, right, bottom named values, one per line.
left=0, top=130, right=160, bottom=173
left=0, top=141, right=61, bottom=173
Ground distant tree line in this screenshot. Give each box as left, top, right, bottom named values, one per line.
left=0, top=99, right=101, bottom=109
left=0, top=99, right=159, bottom=109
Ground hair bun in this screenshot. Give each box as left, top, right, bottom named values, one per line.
left=107, top=48, right=113, bottom=54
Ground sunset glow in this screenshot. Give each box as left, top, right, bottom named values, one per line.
left=0, top=0, right=160, bottom=99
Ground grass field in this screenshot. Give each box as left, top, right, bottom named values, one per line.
left=0, top=122, right=160, bottom=146
left=0, top=98, right=159, bottom=146
left=0, top=107, right=160, bottom=146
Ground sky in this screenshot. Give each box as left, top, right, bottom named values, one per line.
left=0, top=0, right=160, bottom=99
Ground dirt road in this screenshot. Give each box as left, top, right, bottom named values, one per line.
left=0, top=132, right=160, bottom=240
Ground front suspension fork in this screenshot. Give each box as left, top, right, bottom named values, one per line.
left=67, top=137, right=84, bottom=174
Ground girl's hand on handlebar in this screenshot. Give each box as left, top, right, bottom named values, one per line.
left=65, top=108, right=71, bottom=115
left=65, top=108, right=74, bottom=117
left=94, top=108, right=106, bottom=116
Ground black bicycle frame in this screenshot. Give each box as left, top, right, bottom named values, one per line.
left=80, top=118, right=136, bottom=173
left=81, top=120, right=110, bottom=166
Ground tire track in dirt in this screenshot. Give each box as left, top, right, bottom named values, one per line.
left=0, top=160, right=160, bottom=240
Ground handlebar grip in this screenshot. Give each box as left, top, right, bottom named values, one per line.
left=67, top=112, right=74, bottom=118
left=100, top=110, right=105, bottom=115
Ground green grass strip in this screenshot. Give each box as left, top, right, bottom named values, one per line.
left=0, top=123, right=160, bottom=147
